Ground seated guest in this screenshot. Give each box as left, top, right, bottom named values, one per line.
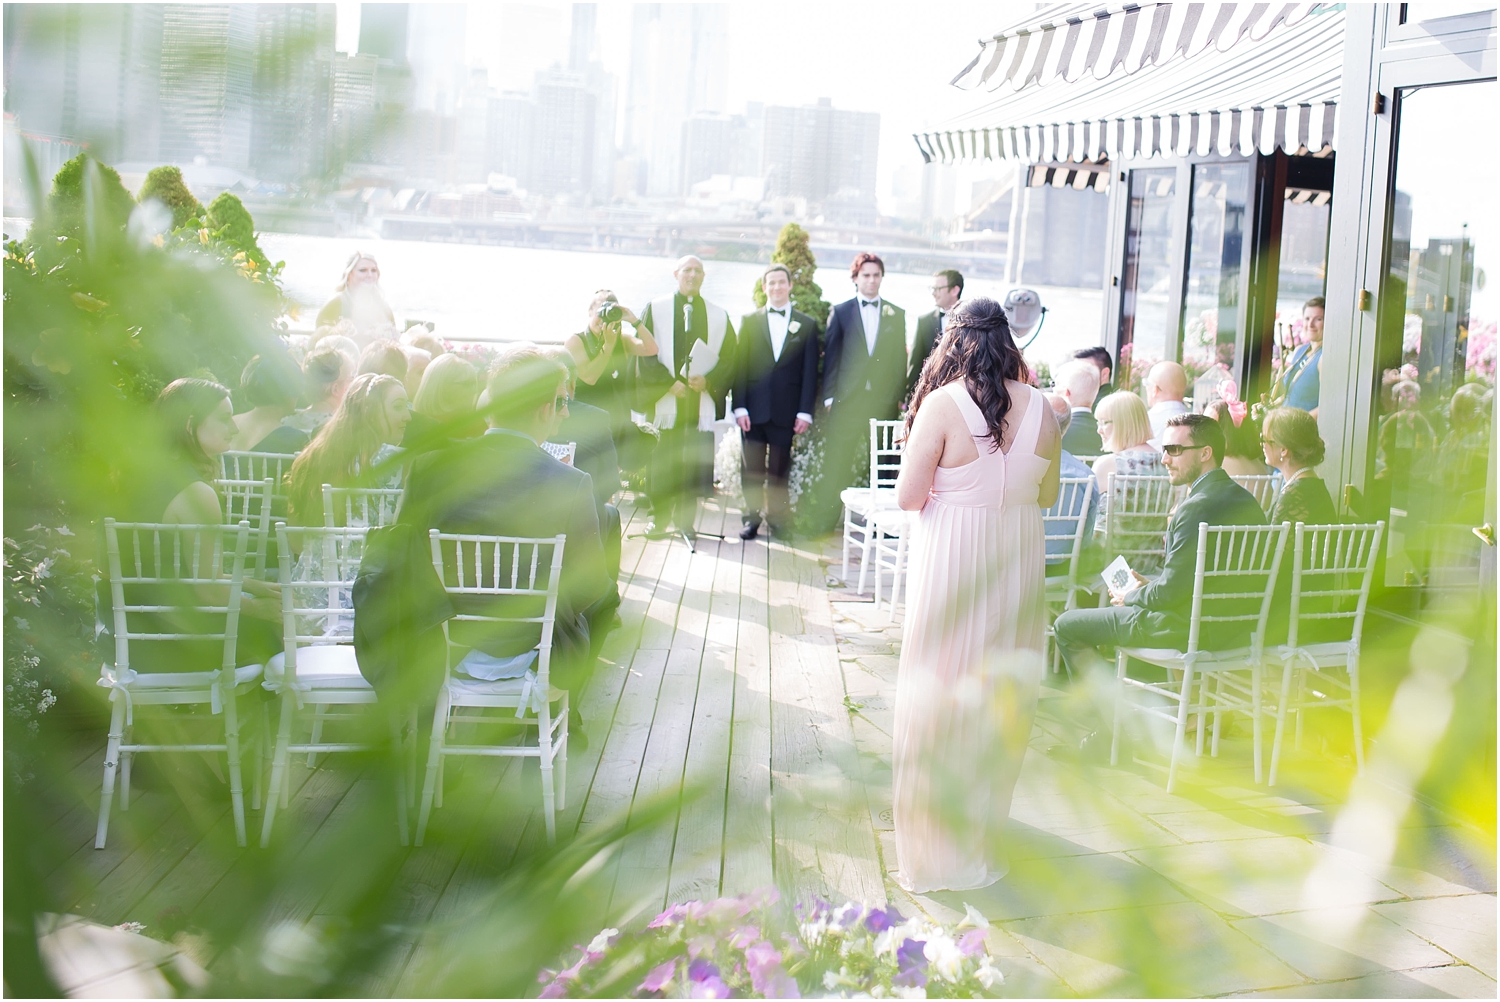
left=1074, top=346, right=1115, bottom=400
left=1054, top=414, right=1267, bottom=675
left=404, top=329, right=447, bottom=359
left=359, top=339, right=409, bottom=382
left=404, top=352, right=481, bottom=450
left=401, top=345, right=432, bottom=400
left=1262, top=406, right=1337, bottom=524
left=125, top=379, right=279, bottom=642
left=1143, top=361, right=1190, bottom=441
left=256, top=344, right=352, bottom=454
left=546, top=347, right=623, bottom=586
left=1091, top=391, right=1165, bottom=495
left=285, top=373, right=411, bottom=526
left=230, top=351, right=304, bottom=452
left=1055, top=359, right=1103, bottom=456
left=1045, top=394, right=1100, bottom=576
left=399, top=345, right=615, bottom=725
left=1207, top=400, right=1272, bottom=478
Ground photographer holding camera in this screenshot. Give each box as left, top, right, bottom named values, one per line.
left=566, top=290, right=659, bottom=424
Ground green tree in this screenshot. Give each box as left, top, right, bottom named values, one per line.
left=137, top=166, right=203, bottom=230
left=751, top=222, right=829, bottom=326
left=205, top=191, right=271, bottom=273
left=25, top=154, right=136, bottom=266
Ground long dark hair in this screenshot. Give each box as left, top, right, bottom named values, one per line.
left=287, top=373, right=404, bottom=524
left=155, top=377, right=232, bottom=479
left=906, top=297, right=1028, bottom=450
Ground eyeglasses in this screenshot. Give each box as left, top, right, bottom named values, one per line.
left=1161, top=443, right=1206, bottom=456
left=929, top=284, right=951, bottom=293
left=554, top=395, right=571, bottom=410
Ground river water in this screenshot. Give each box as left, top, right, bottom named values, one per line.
left=261, top=232, right=1105, bottom=370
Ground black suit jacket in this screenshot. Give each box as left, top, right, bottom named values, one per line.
left=906, top=309, right=944, bottom=398
left=733, top=307, right=820, bottom=426
left=1061, top=410, right=1104, bottom=456
left=1127, top=468, right=1268, bottom=645
left=823, top=296, right=907, bottom=418
left=399, top=430, right=611, bottom=662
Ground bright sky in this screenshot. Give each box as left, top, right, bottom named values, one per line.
left=333, top=1, right=1011, bottom=206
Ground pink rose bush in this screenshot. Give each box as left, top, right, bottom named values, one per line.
left=537, top=892, right=1005, bottom=998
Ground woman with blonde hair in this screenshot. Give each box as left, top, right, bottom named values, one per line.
left=286, top=373, right=411, bottom=525
left=1090, top=390, right=1164, bottom=494
left=403, top=352, right=481, bottom=448
left=315, top=252, right=397, bottom=346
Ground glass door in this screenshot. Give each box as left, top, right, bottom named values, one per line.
left=1181, top=163, right=1251, bottom=408
left=1372, top=79, right=1497, bottom=595
left=1117, top=168, right=1178, bottom=393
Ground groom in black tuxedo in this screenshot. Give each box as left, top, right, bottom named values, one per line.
left=819, top=252, right=907, bottom=514
left=733, top=264, right=820, bottom=540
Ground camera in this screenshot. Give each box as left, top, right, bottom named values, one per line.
left=599, top=301, right=624, bottom=324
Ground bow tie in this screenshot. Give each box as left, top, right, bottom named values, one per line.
left=768, top=307, right=787, bottom=316
left=860, top=300, right=879, bottom=308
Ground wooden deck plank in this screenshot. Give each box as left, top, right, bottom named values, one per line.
left=767, top=542, right=887, bottom=908
left=666, top=533, right=744, bottom=903
left=722, top=537, right=775, bottom=895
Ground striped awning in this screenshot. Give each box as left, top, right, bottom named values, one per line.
left=916, top=3, right=1343, bottom=164
left=951, top=2, right=1328, bottom=93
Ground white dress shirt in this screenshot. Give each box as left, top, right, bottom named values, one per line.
left=859, top=297, right=882, bottom=355
left=735, top=304, right=812, bottom=426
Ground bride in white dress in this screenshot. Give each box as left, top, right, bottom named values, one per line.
left=891, top=297, right=1060, bottom=893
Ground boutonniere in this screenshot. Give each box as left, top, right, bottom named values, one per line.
left=882, top=304, right=895, bottom=317
left=788, top=320, right=802, bottom=334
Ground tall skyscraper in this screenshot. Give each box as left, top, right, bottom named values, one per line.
left=530, top=68, right=594, bottom=197
left=568, top=3, right=615, bottom=202
left=357, top=3, right=408, bottom=63
left=251, top=4, right=336, bottom=184
left=680, top=108, right=762, bottom=193
left=762, top=98, right=880, bottom=212
left=159, top=4, right=257, bottom=171
left=2, top=4, right=164, bottom=165
left=357, top=3, right=414, bottom=170
left=623, top=4, right=728, bottom=198
left=406, top=4, right=466, bottom=115
left=456, top=67, right=494, bottom=183
left=487, top=92, right=534, bottom=186
left=331, top=52, right=378, bottom=168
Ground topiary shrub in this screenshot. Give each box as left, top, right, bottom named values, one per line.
left=137, top=166, right=204, bottom=230
left=750, top=222, right=829, bottom=326
left=205, top=191, right=270, bottom=273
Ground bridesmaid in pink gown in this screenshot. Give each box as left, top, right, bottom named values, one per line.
left=891, top=298, right=1061, bottom=893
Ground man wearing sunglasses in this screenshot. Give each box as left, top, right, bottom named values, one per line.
left=1053, top=414, right=1266, bottom=686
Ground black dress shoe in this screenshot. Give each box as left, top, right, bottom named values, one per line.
left=739, top=522, right=761, bottom=540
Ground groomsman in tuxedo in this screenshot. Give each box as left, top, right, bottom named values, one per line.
left=637, top=255, right=737, bottom=539
left=906, top=269, right=963, bottom=398
left=732, top=264, right=820, bottom=541
left=820, top=252, right=907, bottom=511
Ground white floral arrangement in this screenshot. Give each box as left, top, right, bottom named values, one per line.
left=537, top=891, right=1004, bottom=999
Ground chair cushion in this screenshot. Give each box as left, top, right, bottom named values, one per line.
left=842, top=487, right=899, bottom=513
left=124, top=664, right=264, bottom=688
left=1119, top=646, right=1256, bottom=668
left=265, top=645, right=372, bottom=690
left=446, top=675, right=566, bottom=702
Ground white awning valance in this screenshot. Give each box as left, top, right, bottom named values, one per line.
left=951, top=2, right=1328, bottom=93
left=918, top=4, right=1343, bottom=164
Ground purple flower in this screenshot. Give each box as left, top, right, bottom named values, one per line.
left=746, top=941, right=790, bottom=996
left=648, top=904, right=687, bottom=929
left=687, top=934, right=717, bottom=958
left=688, top=959, right=720, bottom=983
left=538, top=980, right=569, bottom=999
left=893, top=965, right=928, bottom=989
left=897, top=938, right=929, bottom=972
left=637, top=959, right=676, bottom=994
left=689, top=975, right=732, bottom=999
left=958, top=929, right=988, bottom=958
left=864, top=906, right=904, bottom=933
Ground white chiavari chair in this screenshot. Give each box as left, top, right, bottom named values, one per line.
left=1112, top=522, right=1290, bottom=792
left=1101, top=473, right=1176, bottom=572
left=417, top=532, right=569, bottom=845
left=1230, top=474, right=1281, bottom=516
left=1269, top=521, right=1385, bottom=786
left=1044, top=477, right=1098, bottom=672
left=259, top=524, right=413, bottom=846
left=842, top=419, right=904, bottom=592
left=868, top=508, right=913, bottom=624
left=96, top=519, right=264, bottom=848
left=321, top=484, right=404, bottom=529
left=215, top=478, right=275, bottom=580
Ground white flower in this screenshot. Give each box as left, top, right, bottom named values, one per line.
left=585, top=928, right=619, bottom=954
left=924, top=934, right=965, bottom=983
left=957, top=903, right=990, bottom=930
left=788, top=320, right=802, bottom=333
left=891, top=985, right=927, bottom=1000
left=975, top=959, right=1005, bottom=989
left=824, top=970, right=842, bottom=990
left=882, top=305, right=895, bottom=317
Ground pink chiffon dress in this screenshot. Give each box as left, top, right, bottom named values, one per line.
left=893, top=380, right=1050, bottom=893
